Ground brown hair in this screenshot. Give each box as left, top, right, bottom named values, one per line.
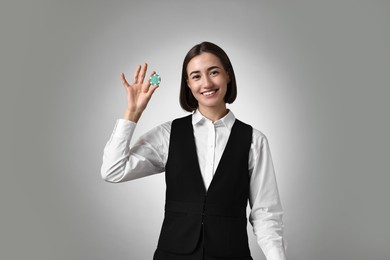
left=179, top=42, right=237, bottom=112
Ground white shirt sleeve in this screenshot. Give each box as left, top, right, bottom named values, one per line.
left=101, top=119, right=171, bottom=183
left=248, top=130, right=287, bottom=260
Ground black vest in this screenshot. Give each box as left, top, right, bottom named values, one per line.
left=157, top=115, right=253, bottom=258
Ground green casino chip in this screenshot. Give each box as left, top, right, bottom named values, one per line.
left=149, top=73, right=161, bottom=86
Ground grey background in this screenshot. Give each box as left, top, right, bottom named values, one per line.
left=1, top=0, right=389, bottom=259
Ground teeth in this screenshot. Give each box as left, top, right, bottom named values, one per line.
left=202, top=90, right=216, bottom=96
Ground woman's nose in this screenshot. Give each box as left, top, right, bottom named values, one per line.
left=203, top=75, right=213, bottom=88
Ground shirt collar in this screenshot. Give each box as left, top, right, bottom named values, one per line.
left=192, top=109, right=236, bottom=131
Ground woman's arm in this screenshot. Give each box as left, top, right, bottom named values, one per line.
left=101, top=64, right=167, bottom=183
left=248, top=130, right=287, bottom=260
left=101, top=120, right=170, bottom=183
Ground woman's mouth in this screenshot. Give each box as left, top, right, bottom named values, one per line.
left=201, top=89, right=219, bottom=96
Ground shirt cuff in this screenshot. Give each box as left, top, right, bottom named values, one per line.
left=265, top=246, right=287, bottom=260
left=109, top=119, right=137, bottom=141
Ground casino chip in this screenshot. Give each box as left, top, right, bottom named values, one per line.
left=149, top=73, right=161, bottom=86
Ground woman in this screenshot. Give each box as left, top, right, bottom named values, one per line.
left=101, top=42, right=286, bottom=260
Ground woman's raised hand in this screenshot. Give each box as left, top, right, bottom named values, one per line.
left=121, top=63, right=159, bottom=122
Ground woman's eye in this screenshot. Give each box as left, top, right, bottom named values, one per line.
left=192, top=75, right=200, bottom=80
left=211, top=70, right=219, bottom=76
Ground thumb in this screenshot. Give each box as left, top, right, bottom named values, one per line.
left=148, top=84, right=159, bottom=96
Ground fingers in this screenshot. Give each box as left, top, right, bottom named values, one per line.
left=132, top=64, right=141, bottom=84
left=132, top=63, right=148, bottom=84
left=121, top=72, right=130, bottom=87
left=148, top=83, right=159, bottom=96
left=138, top=63, right=148, bottom=84
left=124, top=63, right=158, bottom=92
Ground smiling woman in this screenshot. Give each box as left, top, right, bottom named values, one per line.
left=101, top=42, right=287, bottom=260
left=186, top=53, right=230, bottom=121
left=179, top=42, right=237, bottom=117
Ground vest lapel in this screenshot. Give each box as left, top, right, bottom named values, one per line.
left=187, top=118, right=207, bottom=194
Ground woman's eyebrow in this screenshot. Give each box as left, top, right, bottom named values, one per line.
left=207, top=66, right=221, bottom=71
left=189, top=66, right=221, bottom=76
left=189, top=70, right=200, bottom=76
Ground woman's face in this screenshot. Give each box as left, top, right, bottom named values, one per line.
left=186, top=52, right=230, bottom=112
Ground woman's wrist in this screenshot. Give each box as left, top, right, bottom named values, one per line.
left=123, top=110, right=142, bottom=123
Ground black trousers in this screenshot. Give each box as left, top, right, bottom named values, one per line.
left=153, top=229, right=253, bottom=260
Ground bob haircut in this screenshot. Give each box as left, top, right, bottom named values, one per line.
left=179, top=42, right=237, bottom=112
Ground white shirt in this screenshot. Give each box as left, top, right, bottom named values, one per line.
left=101, top=110, right=287, bottom=260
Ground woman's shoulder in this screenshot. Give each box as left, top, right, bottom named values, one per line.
left=245, top=124, right=269, bottom=147
left=152, top=114, right=192, bottom=135
left=251, top=129, right=273, bottom=155
left=235, top=118, right=268, bottom=141
left=158, top=120, right=172, bottom=131
left=252, top=127, right=267, bottom=140
left=152, top=121, right=172, bottom=137
left=139, top=121, right=172, bottom=142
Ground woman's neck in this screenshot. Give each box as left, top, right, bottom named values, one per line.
left=198, top=105, right=228, bottom=122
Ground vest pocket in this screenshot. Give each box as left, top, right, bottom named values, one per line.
left=157, top=211, right=202, bottom=254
